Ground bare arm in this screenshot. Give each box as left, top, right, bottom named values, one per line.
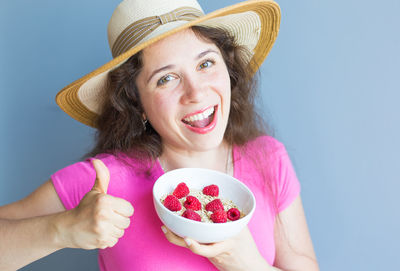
left=0, top=179, right=67, bottom=270
left=273, top=196, right=319, bottom=271
left=0, top=160, right=134, bottom=271
left=0, top=180, right=66, bottom=219
left=0, top=212, right=67, bottom=270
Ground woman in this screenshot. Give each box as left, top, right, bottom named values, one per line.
left=0, top=0, right=319, bottom=270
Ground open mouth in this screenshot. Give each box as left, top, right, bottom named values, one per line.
left=182, top=105, right=216, bottom=128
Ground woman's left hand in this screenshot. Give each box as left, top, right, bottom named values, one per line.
left=161, top=225, right=270, bottom=271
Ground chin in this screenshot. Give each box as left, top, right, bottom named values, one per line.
left=190, top=129, right=226, bottom=152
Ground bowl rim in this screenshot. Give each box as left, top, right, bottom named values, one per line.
left=152, top=167, right=256, bottom=227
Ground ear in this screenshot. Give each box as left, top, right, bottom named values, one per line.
left=142, top=113, right=147, bottom=121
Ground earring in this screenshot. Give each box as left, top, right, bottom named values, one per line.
left=142, top=119, right=148, bottom=131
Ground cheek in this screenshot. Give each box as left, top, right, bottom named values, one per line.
left=218, top=69, right=232, bottom=118
left=145, top=93, right=175, bottom=121
left=209, top=67, right=231, bottom=95
left=216, top=69, right=232, bottom=103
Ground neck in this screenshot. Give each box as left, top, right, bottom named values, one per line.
left=159, top=141, right=232, bottom=175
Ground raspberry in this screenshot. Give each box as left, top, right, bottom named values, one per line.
left=210, top=210, right=227, bottom=223
left=173, top=182, right=190, bottom=199
left=227, top=208, right=241, bottom=221
left=203, top=184, right=219, bottom=197
left=205, top=199, right=224, bottom=212
left=184, top=196, right=202, bottom=211
left=163, top=195, right=182, bottom=211
left=182, top=209, right=201, bottom=221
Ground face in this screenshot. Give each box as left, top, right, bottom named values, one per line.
left=136, top=29, right=231, bottom=153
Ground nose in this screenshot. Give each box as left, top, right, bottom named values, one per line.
left=180, top=74, right=207, bottom=104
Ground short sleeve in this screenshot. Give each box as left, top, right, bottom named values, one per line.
left=275, top=149, right=301, bottom=213
left=51, top=159, right=96, bottom=210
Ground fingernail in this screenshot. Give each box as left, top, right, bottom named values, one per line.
left=161, top=226, right=167, bottom=234
left=184, top=238, right=192, bottom=246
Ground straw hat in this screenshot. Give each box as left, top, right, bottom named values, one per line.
left=56, top=0, right=281, bottom=127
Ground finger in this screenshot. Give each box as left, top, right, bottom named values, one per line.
left=185, top=238, right=232, bottom=258
left=109, top=197, right=134, bottom=217
left=91, top=159, right=110, bottom=194
left=102, top=237, right=119, bottom=249
left=109, top=211, right=131, bottom=230
left=161, top=226, right=188, bottom=247
left=111, top=227, right=125, bottom=239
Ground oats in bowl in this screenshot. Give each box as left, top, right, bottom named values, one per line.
left=161, top=182, right=246, bottom=223
left=153, top=168, right=256, bottom=243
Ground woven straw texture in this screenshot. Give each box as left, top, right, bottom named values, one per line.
left=56, top=0, right=280, bottom=127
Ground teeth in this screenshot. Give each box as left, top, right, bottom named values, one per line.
left=184, top=107, right=215, bottom=123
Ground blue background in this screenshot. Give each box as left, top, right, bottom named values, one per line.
left=1, top=0, right=399, bottom=270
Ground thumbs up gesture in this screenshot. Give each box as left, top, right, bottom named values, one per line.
left=91, top=159, right=111, bottom=194
left=58, top=159, right=134, bottom=250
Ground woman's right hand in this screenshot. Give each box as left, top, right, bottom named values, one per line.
left=56, top=159, right=134, bottom=250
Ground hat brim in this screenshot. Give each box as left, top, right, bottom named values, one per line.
left=56, top=0, right=281, bottom=127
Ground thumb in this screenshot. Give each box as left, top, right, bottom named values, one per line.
left=91, top=159, right=110, bottom=194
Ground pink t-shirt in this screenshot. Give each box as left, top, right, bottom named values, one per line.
left=51, top=135, right=300, bottom=270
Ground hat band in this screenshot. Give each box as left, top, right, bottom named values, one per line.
left=111, top=6, right=204, bottom=58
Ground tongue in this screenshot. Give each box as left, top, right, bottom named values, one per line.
left=188, top=115, right=212, bottom=128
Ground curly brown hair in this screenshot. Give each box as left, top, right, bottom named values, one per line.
left=86, top=25, right=270, bottom=160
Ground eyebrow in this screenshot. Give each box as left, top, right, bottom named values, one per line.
left=146, top=49, right=219, bottom=83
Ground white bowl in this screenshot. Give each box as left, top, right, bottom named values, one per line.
left=153, top=168, right=256, bottom=243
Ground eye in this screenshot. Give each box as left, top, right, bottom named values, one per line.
left=157, top=74, right=176, bottom=86
left=199, top=59, right=214, bottom=70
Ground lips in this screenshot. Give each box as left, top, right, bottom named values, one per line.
left=181, top=105, right=218, bottom=134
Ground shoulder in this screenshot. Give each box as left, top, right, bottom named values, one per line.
left=52, top=153, right=117, bottom=180
left=54, top=150, right=156, bottom=179
left=90, top=153, right=127, bottom=174
left=240, top=135, right=287, bottom=157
